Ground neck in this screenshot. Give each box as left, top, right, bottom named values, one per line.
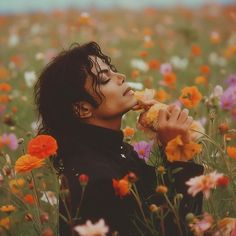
left=83, top=116, right=122, bottom=131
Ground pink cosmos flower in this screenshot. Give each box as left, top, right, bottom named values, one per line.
left=74, top=219, right=109, bottom=236
left=160, top=63, right=172, bottom=75
left=133, top=141, right=153, bottom=162
left=186, top=171, right=224, bottom=199
left=1, top=133, right=18, bottom=150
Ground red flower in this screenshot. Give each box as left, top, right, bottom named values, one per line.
left=27, top=135, right=58, bottom=159
left=112, top=176, right=130, bottom=198
left=217, top=176, right=230, bottom=187
left=78, top=174, right=89, bottom=187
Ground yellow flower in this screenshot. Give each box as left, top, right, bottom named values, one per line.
left=0, top=217, right=10, bottom=230
left=165, top=135, right=202, bottom=162
left=9, top=178, right=25, bottom=194
left=0, top=205, right=16, bottom=213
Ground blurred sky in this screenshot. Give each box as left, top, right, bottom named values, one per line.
left=0, top=0, right=235, bottom=13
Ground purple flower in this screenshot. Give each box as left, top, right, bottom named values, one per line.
left=160, top=63, right=172, bottom=75
left=1, top=133, right=18, bottom=150
left=220, top=86, right=236, bottom=110
left=226, top=74, right=236, bottom=86
left=133, top=141, right=153, bottom=161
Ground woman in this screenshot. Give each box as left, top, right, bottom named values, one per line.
left=34, top=41, right=203, bottom=236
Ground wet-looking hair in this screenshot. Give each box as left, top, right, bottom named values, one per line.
left=34, top=41, right=116, bottom=138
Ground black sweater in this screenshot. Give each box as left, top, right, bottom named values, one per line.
left=58, top=123, right=204, bottom=236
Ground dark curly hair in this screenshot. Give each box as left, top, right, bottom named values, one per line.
left=34, top=42, right=116, bottom=170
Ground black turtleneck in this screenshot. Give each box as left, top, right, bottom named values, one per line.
left=58, top=123, right=203, bottom=236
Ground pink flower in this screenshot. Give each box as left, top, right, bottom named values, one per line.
left=160, top=63, right=172, bottom=75
left=186, top=171, right=224, bottom=199
left=133, top=141, right=153, bottom=161
left=74, top=219, right=109, bottom=236
left=1, top=133, right=18, bottom=150
left=189, top=212, right=213, bottom=235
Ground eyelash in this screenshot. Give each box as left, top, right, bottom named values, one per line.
left=100, top=78, right=111, bottom=85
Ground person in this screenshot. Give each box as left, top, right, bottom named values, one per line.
left=34, top=41, right=204, bottom=236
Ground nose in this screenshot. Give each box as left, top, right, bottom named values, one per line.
left=116, top=73, right=126, bottom=85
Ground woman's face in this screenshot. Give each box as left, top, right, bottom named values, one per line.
left=85, top=56, right=137, bottom=119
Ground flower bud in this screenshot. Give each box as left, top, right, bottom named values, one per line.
left=218, top=122, right=229, bottom=135
left=155, top=185, right=168, bottom=194
left=157, top=166, right=165, bottom=174
left=25, top=213, right=33, bottom=221
left=18, top=138, right=24, bottom=145
left=185, top=213, right=195, bottom=223
left=78, top=174, right=89, bottom=187
left=127, top=172, right=138, bottom=183
left=42, top=228, right=53, bottom=236
left=149, top=204, right=160, bottom=213
left=40, top=212, right=49, bottom=223
left=3, top=114, right=16, bottom=126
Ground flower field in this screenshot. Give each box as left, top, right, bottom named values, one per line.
left=1, top=4, right=236, bottom=236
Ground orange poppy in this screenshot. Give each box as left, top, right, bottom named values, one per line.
left=191, top=45, right=201, bottom=56
left=0, top=83, right=11, bottom=92
left=139, top=50, right=148, bottom=58
left=148, top=59, right=160, bottom=70
left=24, top=194, right=35, bottom=205
left=131, top=69, right=140, bottom=80
left=123, top=126, right=135, bottom=138
left=227, top=146, right=236, bottom=159
left=195, top=76, right=208, bottom=86
left=154, top=89, right=169, bottom=102
left=15, top=154, right=45, bottom=173
left=112, top=176, right=130, bottom=198
left=165, top=135, right=202, bottom=162
left=27, top=135, right=58, bottom=159
left=179, top=86, right=202, bottom=108
left=200, top=65, right=210, bottom=74
left=163, top=72, right=176, bottom=88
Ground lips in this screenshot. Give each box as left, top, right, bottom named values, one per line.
left=123, top=87, right=132, bottom=96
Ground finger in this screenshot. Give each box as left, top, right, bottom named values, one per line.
left=178, top=109, right=189, bottom=122
left=158, top=109, right=168, bottom=126
left=166, top=104, right=177, bottom=113
left=168, top=107, right=181, bottom=122
left=182, top=116, right=194, bottom=129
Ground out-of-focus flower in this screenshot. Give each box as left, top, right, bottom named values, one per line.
left=216, top=218, right=236, bottom=236
left=0, top=105, right=6, bottom=116
left=189, top=121, right=205, bottom=141
left=74, top=219, right=109, bottom=236
left=156, top=185, right=168, bottom=194
left=195, top=76, right=208, bottom=86
left=112, top=176, right=131, bottom=198
left=24, top=194, right=35, bottom=205
left=78, top=12, right=92, bottom=26
left=133, top=141, right=153, bottom=161
left=0, top=205, right=16, bottom=213
left=165, top=135, right=202, bottom=162
left=15, top=154, right=45, bottom=173
left=139, top=50, right=148, bottom=58
left=160, top=63, right=172, bottom=75
left=0, top=67, right=10, bottom=79
left=8, top=33, right=19, bottom=47
left=220, top=86, right=236, bottom=110
left=0, top=217, right=10, bottom=230
left=191, top=44, right=201, bottom=56
left=130, top=59, right=149, bottom=72
left=179, top=86, right=202, bottom=108
left=209, top=52, right=227, bottom=66
left=210, top=31, right=221, bottom=44
left=227, top=146, right=236, bottom=159
left=134, top=88, right=156, bottom=103
left=186, top=171, right=224, bottom=199
left=217, top=175, right=230, bottom=187
left=24, top=71, right=37, bottom=88
left=27, top=135, right=58, bottom=159
left=78, top=174, right=89, bottom=187
left=123, top=126, right=135, bottom=138
left=163, top=72, right=176, bottom=88
left=130, top=69, right=140, bottom=80
left=226, top=74, right=236, bottom=86
left=209, top=85, right=224, bottom=100
left=155, top=89, right=170, bottom=102
left=0, top=83, right=11, bottom=92
left=9, top=178, right=25, bottom=194
left=170, top=56, right=188, bottom=70
left=0, top=133, right=18, bottom=150
left=218, top=122, right=229, bottom=134
left=189, top=212, right=213, bottom=235
left=200, top=65, right=210, bottom=75
left=41, top=191, right=57, bottom=206
left=148, top=59, right=160, bottom=69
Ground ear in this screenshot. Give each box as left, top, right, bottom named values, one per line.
left=74, top=101, right=93, bottom=119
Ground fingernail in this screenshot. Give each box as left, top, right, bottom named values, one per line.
left=183, top=108, right=189, bottom=114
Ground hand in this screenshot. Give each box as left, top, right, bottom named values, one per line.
left=132, top=99, right=158, bottom=111
left=156, top=106, right=193, bottom=147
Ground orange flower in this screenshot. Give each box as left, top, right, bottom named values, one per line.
left=179, top=86, right=202, bottom=108
left=227, top=146, right=236, bottom=159
left=0, top=67, right=10, bottom=80
left=10, top=55, right=23, bottom=67
left=154, top=89, right=169, bottom=102
left=143, top=27, right=153, bottom=36
left=195, top=76, right=208, bottom=85
left=0, top=95, right=10, bottom=103
left=15, top=154, right=45, bottom=173
left=24, top=194, right=35, bottom=205
left=0, top=205, right=16, bottom=213
left=163, top=72, right=176, bottom=88
left=139, top=50, right=148, bottom=58
left=148, top=59, right=160, bottom=70
left=156, top=185, right=168, bottom=194
left=0, top=217, right=10, bottom=229
left=0, top=83, right=11, bottom=92
left=131, top=69, right=140, bottom=80
left=165, top=135, right=202, bottom=162
left=27, top=135, right=58, bottom=159
left=200, top=65, right=210, bottom=74
left=112, top=176, right=130, bottom=198
left=191, top=45, right=201, bottom=56
left=123, top=126, right=135, bottom=138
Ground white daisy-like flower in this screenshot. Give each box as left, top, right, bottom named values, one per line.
left=24, top=71, right=37, bottom=88
left=41, top=191, right=58, bottom=206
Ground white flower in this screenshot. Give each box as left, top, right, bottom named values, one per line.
left=170, top=56, right=188, bottom=70
left=130, top=59, right=149, bottom=72
left=209, top=85, right=224, bottom=100
left=127, top=82, right=143, bottom=90
left=41, top=191, right=58, bottom=206
left=24, top=71, right=37, bottom=88
left=209, top=52, right=227, bottom=67
left=74, top=219, right=109, bottom=236
left=8, top=34, right=19, bottom=47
